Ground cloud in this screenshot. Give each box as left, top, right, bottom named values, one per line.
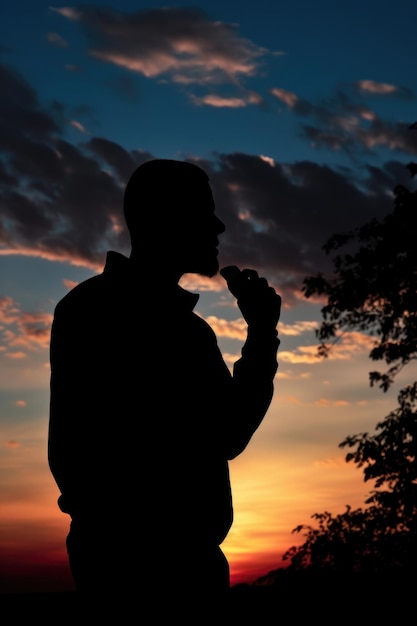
left=279, top=346, right=322, bottom=364
left=17, top=312, right=53, bottom=349
left=63, top=278, right=78, bottom=291
left=279, top=331, right=375, bottom=365
left=206, top=316, right=247, bottom=340
left=314, top=456, right=347, bottom=468
left=64, top=64, right=81, bottom=72
left=315, top=398, right=349, bottom=407
left=180, top=274, right=226, bottom=293
left=50, top=7, right=82, bottom=21
left=52, top=6, right=272, bottom=87
left=190, top=91, right=263, bottom=108
left=271, top=87, right=299, bottom=109
left=270, top=82, right=417, bottom=158
left=221, top=351, right=241, bottom=370
left=355, top=80, right=413, bottom=98
left=6, top=351, right=27, bottom=360
left=103, top=75, right=141, bottom=103
left=0, top=64, right=60, bottom=141
left=0, top=297, right=20, bottom=324
left=46, top=33, right=69, bottom=48
left=355, top=80, right=398, bottom=95
left=279, top=321, right=318, bottom=336
left=69, top=119, right=88, bottom=134
left=0, top=296, right=52, bottom=356
left=207, top=152, right=396, bottom=294
left=201, top=318, right=318, bottom=344
left=259, top=155, right=275, bottom=167
left=6, top=440, right=20, bottom=449
left=0, top=61, right=409, bottom=305
left=0, top=64, right=143, bottom=265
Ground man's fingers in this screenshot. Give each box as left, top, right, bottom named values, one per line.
left=221, top=265, right=281, bottom=327
left=240, top=268, right=258, bottom=281
left=221, top=266, right=272, bottom=298
left=220, top=265, right=242, bottom=298
left=220, top=265, right=241, bottom=281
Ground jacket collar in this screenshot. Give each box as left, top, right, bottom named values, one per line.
left=103, top=251, right=200, bottom=312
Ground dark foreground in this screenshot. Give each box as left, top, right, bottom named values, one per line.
left=2, top=571, right=414, bottom=623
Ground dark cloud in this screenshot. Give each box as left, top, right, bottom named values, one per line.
left=303, top=119, right=417, bottom=158
left=206, top=154, right=394, bottom=295
left=271, top=83, right=417, bottom=159
left=363, top=160, right=416, bottom=194
left=102, top=74, right=141, bottom=103
left=0, top=63, right=138, bottom=264
left=46, top=32, right=68, bottom=48
left=0, top=64, right=60, bottom=143
left=0, top=62, right=410, bottom=303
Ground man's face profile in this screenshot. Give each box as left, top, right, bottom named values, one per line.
left=124, top=160, right=225, bottom=278
left=172, top=182, right=225, bottom=278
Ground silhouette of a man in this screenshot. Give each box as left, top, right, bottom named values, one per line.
left=48, top=159, right=281, bottom=614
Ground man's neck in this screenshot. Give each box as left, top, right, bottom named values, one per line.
left=128, top=249, right=183, bottom=287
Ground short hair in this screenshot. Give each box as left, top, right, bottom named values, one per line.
left=123, top=159, right=209, bottom=237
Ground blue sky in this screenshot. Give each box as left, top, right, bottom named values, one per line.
left=1, top=0, right=417, bottom=591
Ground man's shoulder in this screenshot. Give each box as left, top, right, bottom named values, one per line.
left=54, top=272, right=106, bottom=315
left=54, top=251, right=129, bottom=314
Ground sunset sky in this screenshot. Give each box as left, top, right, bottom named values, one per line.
left=1, top=0, right=417, bottom=593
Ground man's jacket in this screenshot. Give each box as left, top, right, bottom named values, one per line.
left=49, top=251, right=279, bottom=547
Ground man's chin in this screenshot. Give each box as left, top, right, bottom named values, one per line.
left=197, top=259, right=220, bottom=279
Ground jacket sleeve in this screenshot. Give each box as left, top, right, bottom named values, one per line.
left=48, top=301, right=85, bottom=510
left=48, top=297, right=104, bottom=514
left=223, top=326, right=279, bottom=460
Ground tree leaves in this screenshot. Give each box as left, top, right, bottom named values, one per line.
left=303, top=177, right=417, bottom=391
left=282, top=140, right=417, bottom=575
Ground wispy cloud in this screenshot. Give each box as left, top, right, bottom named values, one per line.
left=51, top=6, right=274, bottom=88
left=355, top=80, right=408, bottom=96
left=5, top=440, right=20, bottom=449
left=69, top=119, right=88, bottom=134
left=279, top=331, right=375, bottom=364
left=50, top=7, right=82, bottom=21
left=271, top=87, right=299, bottom=108
left=0, top=297, right=20, bottom=324
left=5, top=351, right=27, bottom=360
left=46, top=33, right=69, bottom=48
left=196, top=317, right=317, bottom=342
left=279, top=321, right=318, bottom=336
left=279, top=346, right=322, bottom=364
left=0, top=296, right=52, bottom=356
left=206, top=315, right=247, bottom=340
left=271, top=81, right=417, bottom=157
left=190, top=91, right=262, bottom=108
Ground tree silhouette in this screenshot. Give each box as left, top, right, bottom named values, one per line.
left=282, top=125, right=417, bottom=575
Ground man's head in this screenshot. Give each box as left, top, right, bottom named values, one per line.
left=123, top=159, right=225, bottom=278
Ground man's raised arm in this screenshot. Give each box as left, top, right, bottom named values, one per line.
left=220, top=266, right=281, bottom=458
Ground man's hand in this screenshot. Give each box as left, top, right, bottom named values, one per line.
left=220, top=265, right=281, bottom=331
